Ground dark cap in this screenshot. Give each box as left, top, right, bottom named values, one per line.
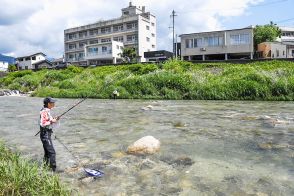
left=43, top=97, right=57, bottom=104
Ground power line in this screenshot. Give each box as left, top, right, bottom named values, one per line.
left=177, top=0, right=288, bottom=14
left=274, top=17, right=294, bottom=24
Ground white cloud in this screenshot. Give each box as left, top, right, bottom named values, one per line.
left=0, top=0, right=263, bottom=58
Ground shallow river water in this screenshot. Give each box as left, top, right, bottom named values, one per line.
left=0, top=96, right=293, bottom=195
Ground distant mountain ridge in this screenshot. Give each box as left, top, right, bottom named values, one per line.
left=0, top=54, right=15, bottom=64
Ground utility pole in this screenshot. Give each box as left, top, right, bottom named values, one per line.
left=175, top=34, right=178, bottom=58
left=171, top=10, right=177, bottom=58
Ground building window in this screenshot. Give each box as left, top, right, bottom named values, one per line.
left=185, top=39, right=193, bottom=48
left=69, top=54, right=75, bottom=59
left=203, top=36, right=223, bottom=46
left=31, top=56, right=36, bottom=60
left=89, top=40, right=98, bottom=44
left=146, top=25, right=150, bottom=30
left=102, top=46, right=107, bottom=52
left=193, top=38, right=203, bottom=47
left=89, top=29, right=98, bottom=36
left=151, top=33, right=155, bottom=37
left=230, top=33, right=250, bottom=45
left=126, top=22, right=137, bottom=29
left=152, top=45, right=155, bottom=48
left=113, top=24, right=124, bottom=32
left=123, top=11, right=129, bottom=15
left=69, top=44, right=76, bottom=50
left=146, top=37, right=150, bottom=42
left=101, top=27, right=111, bottom=34
left=101, top=38, right=111, bottom=43
left=78, top=53, right=84, bottom=59
left=79, top=42, right=86, bottom=48
left=87, top=47, right=98, bottom=56
left=276, top=50, right=279, bottom=57
left=127, top=34, right=137, bottom=42
left=240, top=34, right=250, bottom=44
left=79, top=31, right=86, bottom=38
left=25, top=57, right=30, bottom=61
left=113, top=36, right=124, bottom=42
left=151, top=22, right=155, bottom=26
left=68, top=33, right=76, bottom=39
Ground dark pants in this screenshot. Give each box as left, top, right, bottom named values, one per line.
left=40, top=127, right=56, bottom=171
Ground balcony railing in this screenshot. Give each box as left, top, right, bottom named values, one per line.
left=67, top=57, right=85, bottom=62
left=65, top=28, right=138, bottom=42
left=87, top=50, right=112, bottom=56
left=65, top=48, right=84, bottom=52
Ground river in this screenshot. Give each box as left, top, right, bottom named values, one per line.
left=0, top=96, right=293, bottom=195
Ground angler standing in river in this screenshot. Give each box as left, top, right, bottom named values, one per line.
left=39, top=97, right=59, bottom=172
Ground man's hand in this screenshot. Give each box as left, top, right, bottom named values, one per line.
left=51, top=117, right=60, bottom=123
left=51, top=118, right=57, bottom=123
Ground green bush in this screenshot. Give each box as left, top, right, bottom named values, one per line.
left=9, top=70, right=33, bottom=78
left=66, top=65, right=83, bottom=73
left=58, top=80, right=77, bottom=89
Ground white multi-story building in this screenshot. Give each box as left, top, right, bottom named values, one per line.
left=16, top=53, right=47, bottom=70
left=280, top=27, right=294, bottom=58
left=64, top=2, right=157, bottom=66
left=180, top=27, right=254, bottom=61
left=280, top=27, right=294, bottom=42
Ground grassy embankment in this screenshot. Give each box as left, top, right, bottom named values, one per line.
left=1, top=60, right=294, bottom=100
left=0, top=142, right=70, bottom=195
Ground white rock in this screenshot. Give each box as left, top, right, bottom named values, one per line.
left=141, top=105, right=153, bottom=111
left=127, top=136, right=160, bottom=155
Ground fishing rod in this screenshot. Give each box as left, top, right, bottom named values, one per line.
left=35, top=97, right=87, bottom=136
left=57, top=97, right=87, bottom=119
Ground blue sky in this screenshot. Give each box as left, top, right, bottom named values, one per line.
left=0, top=0, right=293, bottom=58
left=222, top=0, right=294, bottom=29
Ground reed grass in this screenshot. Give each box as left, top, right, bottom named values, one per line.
left=0, top=142, right=70, bottom=196
left=1, top=60, right=294, bottom=100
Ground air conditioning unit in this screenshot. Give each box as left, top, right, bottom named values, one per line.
left=200, top=48, right=206, bottom=51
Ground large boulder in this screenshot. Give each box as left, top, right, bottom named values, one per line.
left=127, top=136, right=160, bottom=155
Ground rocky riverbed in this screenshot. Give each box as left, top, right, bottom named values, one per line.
left=0, top=97, right=293, bottom=195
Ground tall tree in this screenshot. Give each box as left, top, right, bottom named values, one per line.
left=120, top=47, right=137, bottom=63
left=254, top=21, right=282, bottom=49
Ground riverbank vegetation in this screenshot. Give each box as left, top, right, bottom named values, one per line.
left=0, top=142, right=70, bottom=195
left=1, top=60, right=294, bottom=100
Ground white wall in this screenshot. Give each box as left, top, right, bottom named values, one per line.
left=111, top=41, right=124, bottom=58
left=0, top=61, right=9, bottom=72
left=271, top=43, right=287, bottom=58
left=18, top=54, right=46, bottom=69
left=138, top=14, right=157, bottom=62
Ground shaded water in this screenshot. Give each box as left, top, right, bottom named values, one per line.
left=0, top=96, right=293, bottom=195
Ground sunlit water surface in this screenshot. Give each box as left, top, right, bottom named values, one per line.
left=0, top=96, right=293, bottom=195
